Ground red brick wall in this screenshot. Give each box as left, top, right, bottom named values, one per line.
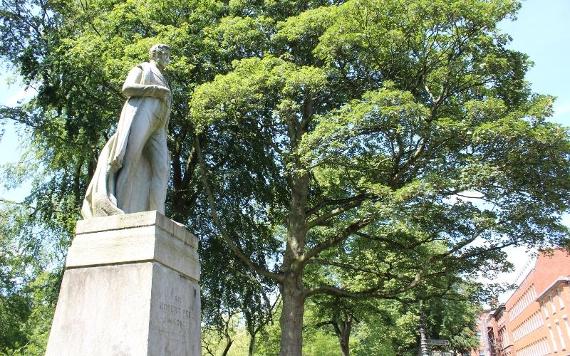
left=472, top=249, right=570, bottom=356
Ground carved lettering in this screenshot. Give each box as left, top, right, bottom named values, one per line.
left=158, top=294, right=192, bottom=332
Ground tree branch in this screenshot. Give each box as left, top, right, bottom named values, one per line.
left=309, top=258, right=392, bottom=277
left=306, top=194, right=370, bottom=229
left=305, top=284, right=407, bottom=301
left=306, top=193, right=369, bottom=217
left=194, top=136, right=283, bottom=283
left=354, top=231, right=437, bottom=251
left=301, top=216, right=374, bottom=265
left=305, top=267, right=439, bottom=300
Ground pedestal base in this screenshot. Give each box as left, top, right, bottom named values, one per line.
left=46, top=211, right=201, bottom=356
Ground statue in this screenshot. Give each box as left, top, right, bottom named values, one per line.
left=81, top=44, right=172, bottom=218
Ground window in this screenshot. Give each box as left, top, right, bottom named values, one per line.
left=549, top=327, right=558, bottom=352
left=556, top=323, right=566, bottom=350
left=550, top=296, right=557, bottom=314
left=512, top=311, right=543, bottom=342
left=517, top=338, right=550, bottom=356
left=510, top=285, right=537, bottom=321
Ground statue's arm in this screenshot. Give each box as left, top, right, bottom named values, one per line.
left=121, top=66, right=170, bottom=99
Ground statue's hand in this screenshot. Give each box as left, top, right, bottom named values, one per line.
left=151, top=85, right=171, bottom=100
left=123, top=84, right=170, bottom=99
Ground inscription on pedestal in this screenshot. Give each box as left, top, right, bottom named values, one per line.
left=148, top=265, right=201, bottom=355
left=47, top=212, right=201, bottom=356
left=159, top=295, right=192, bottom=332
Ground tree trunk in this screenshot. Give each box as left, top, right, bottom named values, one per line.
left=279, top=276, right=305, bottom=356
left=419, top=302, right=429, bottom=356
left=248, top=331, right=256, bottom=356
left=221, top=339, right=233, bottom=356
left=338, top=316, right=352, bottom=356
left=339, top=331, right=350, bottom=356
left=334, top=315, right=352, bottom=356
left=279, top=129, right=309, bottom=355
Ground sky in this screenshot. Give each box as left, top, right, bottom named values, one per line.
left=0, top=0, right=569, bottom=301
left=493, top=0, right=570, bottom=301
left=500, top=0, right=570, bottom=128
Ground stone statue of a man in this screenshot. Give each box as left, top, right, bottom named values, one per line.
left=81, top=44, right=172, bottom=218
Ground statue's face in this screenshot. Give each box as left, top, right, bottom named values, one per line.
left=153, top=50, right=171, bottom=68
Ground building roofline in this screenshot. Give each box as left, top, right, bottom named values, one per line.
left=536, top=277, right=570, bottom=301
left=503, top=248, right=568, bottom=306
left=502, top=266, right=536, bottom=307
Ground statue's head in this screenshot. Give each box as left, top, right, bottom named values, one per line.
left=149, top=44, right=171, bottom=69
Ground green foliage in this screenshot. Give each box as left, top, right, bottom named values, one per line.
left=10, top=271, right=60, bottom=356
left=350, top=302, right=418, bottom=356
left=302, top=332, right=341, bottom=356
left=1, top=0, right=569, bottom=354
left=0, top=202, right=61, bottom=355
left=0, top=259, right=31, bottom=353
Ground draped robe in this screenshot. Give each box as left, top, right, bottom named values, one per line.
left=81, top=62, right=171, bottom=218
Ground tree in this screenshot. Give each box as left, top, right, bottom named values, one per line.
left=306, top=249, right=484, bottom=356
left=423, top=295, right=480, bottom=354
left=0, top=209, right=32, bottom=353
left=0, top=201, right=62, bottom=354
left=1, top=0, right=277, bottom=352
left=310, top=296, right=365, bottom=356
left=190, top=1, right=569, bottom=353
left=1, top=0, right=569, bottom=355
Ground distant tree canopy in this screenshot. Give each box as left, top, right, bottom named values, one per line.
left=1, top=0, right=569, bottom=355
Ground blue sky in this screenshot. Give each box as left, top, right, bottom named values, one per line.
left=494, top=0, right=570, bottom=300
left=500, top=0, right=570, bottom=127
left=0, top=0, right=568, bottom=295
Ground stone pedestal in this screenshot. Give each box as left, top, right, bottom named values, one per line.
left=46, top=211, right=201, bottom=356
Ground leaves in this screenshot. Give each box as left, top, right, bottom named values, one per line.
left=1, top=0, right=569, bottom=354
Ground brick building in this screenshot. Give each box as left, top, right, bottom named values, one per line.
left=471, top=249, right=570, bottom=356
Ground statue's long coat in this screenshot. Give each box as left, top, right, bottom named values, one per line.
left=81, top=62, right=171, bottom=218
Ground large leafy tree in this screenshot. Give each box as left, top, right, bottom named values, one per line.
left=305, top=239, right=484, bottom=356
left=190, top=1, right=569, bottom=354
left=1, top=0, right=569, bottom=354
left=1, top=0, right=277, bottom=352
